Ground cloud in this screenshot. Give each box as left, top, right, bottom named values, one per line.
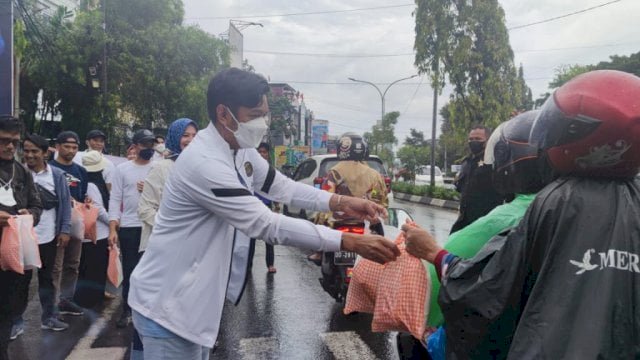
left=184, top=0, right=640, bottom=144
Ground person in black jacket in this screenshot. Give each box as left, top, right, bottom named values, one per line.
left=450, top=125, right=505, bottom=234
left=0, top=116, right=42, bottom=359
left=403, top=70, right=640, bottom=359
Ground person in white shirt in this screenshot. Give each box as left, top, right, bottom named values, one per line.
left=108, top=129, right=155, bottom=329
left=71, top=130, right=114, bottom=190
left=21, top=134, right=72, bottom=332
left=129, top=68, right=400, bottom=359
left=73, top=150, right=111, bottom=309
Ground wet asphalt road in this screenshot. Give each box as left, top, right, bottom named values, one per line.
left=8, top=200, right=457, bottom=360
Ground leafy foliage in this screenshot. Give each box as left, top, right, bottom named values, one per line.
left=363, top=111, right=399, bottom=167
left=18, top=0, right=228, bottom=147
left=391, top=182, right=459, bottom=201
left=267, top=93, right=297, bottom=138
left=414, top=0, right=532, bottom=163
left=396, top=128, right=431, bottom=181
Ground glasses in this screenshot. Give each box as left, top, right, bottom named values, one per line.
left=0, top=137, right=20, bottom=147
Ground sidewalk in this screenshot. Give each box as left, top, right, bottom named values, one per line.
left=393, top=192, right=460, bottom=211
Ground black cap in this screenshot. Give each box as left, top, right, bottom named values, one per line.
left=132, top=129, right=154, bottom=144
left=86, top=130, right=106, bottom=140
left=56, top=131, right=80, bottom=145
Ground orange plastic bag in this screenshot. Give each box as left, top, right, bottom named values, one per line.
left=107, top=245, right=123, bottom=288
left=371, top=233, right=431, bottom=341
left=0, top=217, right=24, bottom=274
left=75, top=202, right=99, bottom=243
left=344, top=223, right=431, bottom=341
left=344, top=256, right=385, bottom=314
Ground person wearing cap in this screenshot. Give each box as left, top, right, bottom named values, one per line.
left=73, top=130, right=115, bottom=190
left=49, top=130, right=89, bottom=318
left=73, top=150, right=111, bottom=308
left=108, top=129, right=155, bottom=328
left=19, top=134, right=72, bottom=333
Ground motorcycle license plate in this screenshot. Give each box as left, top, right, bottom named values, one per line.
left=334, top=251, right=356, bottom=265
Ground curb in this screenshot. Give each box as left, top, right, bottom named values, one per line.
left=393, top=192, right=460, bottom=211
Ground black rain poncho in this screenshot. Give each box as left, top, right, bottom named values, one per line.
left=440, top=177, right=640, bottom=359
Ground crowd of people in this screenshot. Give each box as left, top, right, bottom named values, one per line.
left=0, top=67, right=638, bottom=360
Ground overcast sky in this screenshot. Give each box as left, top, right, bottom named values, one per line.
left=183, top=0, right=640, bottom=143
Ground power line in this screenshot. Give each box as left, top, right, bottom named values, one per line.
left=246, top=40, right=638, bottom=59
left=507, top=0, right=623, bottom=30
left=185, top=3, right=413, bottom=21
left=403, top=76, right=424, bottom=114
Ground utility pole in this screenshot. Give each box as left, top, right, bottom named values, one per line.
left=102, top=0, right=108, bottom=123
left=430, top=54, right=439, bottom=187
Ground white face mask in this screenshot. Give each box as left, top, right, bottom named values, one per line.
left=154, top=143, right=166, bottom=154
left=224, top=107, right=269, bottom=149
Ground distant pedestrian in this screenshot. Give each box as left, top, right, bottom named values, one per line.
left=108, top=129, right=155, bottom=329
left=49, top=130, right=89, bottom=318
left=73, top=130, right=115, bottom=190
left=21, top=134, right=72, bottom=332
left=138, top=118, right=198, bottom=253
left=248, top=142, right=278, bottom=274
left=0, top=116, right=42, bottom=355
left=450, top=125, right=505, bottom=234
left=73, top=150, right=111, bottom=308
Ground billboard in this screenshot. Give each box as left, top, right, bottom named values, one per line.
left=311, top=119, right=329, bottom=154
left=274, top=145, right=310, bottom=169
left=228, top=22, right=243, bottom=68
left=0, top=2, right=13, bottom=115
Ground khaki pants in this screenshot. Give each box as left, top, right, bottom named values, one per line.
left=53, top=236, right=82, bottom=304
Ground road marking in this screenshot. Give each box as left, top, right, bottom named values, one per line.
left=239, top=336, right=279, bottom=360
left=66, top=297, right=127, bottom=360
left=320, top=331, right=379, bottom=360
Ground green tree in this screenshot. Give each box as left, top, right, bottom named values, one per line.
left=363, top=111, right=398, bottom=167
left=18, top=0, right=229, bottom=146
left=267, top=93, right=297, bottom=139
left=415, top=0, right=529, bottom=165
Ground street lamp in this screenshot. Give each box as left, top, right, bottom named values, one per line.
left=348, top=74, right=418, bottom=122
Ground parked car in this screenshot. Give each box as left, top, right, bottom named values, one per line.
left=283, top=154, right=393, bottom=220
left=414, top=165, right=445, bottom=187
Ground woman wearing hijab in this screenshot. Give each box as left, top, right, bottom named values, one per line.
left=137, top=118, right=198, bottom=253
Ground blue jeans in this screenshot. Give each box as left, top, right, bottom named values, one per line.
left=132, top=311, right=210, bottom=360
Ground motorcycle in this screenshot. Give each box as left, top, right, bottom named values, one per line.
left=318, top=207, right=413, bottom=305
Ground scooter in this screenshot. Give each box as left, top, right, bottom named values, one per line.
left=319, top=221, right=366, bottom=304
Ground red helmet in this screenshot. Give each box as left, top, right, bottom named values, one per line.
left=530, top=70, right=640, bottom=178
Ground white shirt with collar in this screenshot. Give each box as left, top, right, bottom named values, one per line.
left=30, top=164, right=56, bottom=244
left=129, top=123, right=342, bottom=348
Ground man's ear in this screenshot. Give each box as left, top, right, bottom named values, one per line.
left=216, top=104, right=228, bottom=124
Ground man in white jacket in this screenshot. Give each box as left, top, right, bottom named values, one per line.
left=129, top=68, right=400, bottom=359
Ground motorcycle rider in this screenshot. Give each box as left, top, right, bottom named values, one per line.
left=403, top=70, right=640, bottom=359
left=308, top=133, right=389, bottom=264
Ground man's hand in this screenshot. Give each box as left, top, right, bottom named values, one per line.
left=136, top=181, right=144, bottom=193
left=341, top=232, right=400, bottom=264
left=402, top=224, right=442, bottom=263
left=57, top=233, right=70, bottom=248
left=0, top=211, right=11, bottom=227
left=330, top=195, right=387, bottom=223
left=17, top=209, right=30, bottom=215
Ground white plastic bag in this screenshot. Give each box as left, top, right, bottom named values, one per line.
left=17, top=215, right=41, bottom=270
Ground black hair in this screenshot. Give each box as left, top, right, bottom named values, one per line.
left=258, top=142, right=270, bottom=151
left=155, top=135, right=165, bottom=141
left=207, top=68, right=270, bottom=123
left=24, top=134, right=49, bottom=153
left=0, top=115, right=22, bottom=133
left=470, top=124, right=492, bottom=138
